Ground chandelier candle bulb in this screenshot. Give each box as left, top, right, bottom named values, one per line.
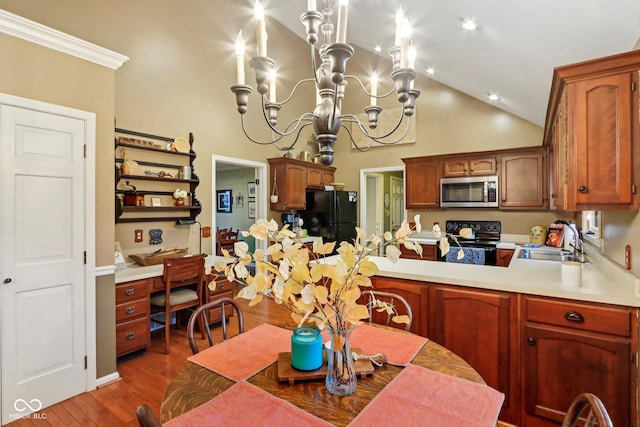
left=307, top=0, right=316, bottom=12
left=291, top=326, right=323, bottom=371
left=254, top=0, right=267, bottom=57
left=408, top=43, right=416, bottom=69
left=370, top=73, right=378, bottom=106
left=335, top=0, right=349, bottom=43
left=235, top=32, right=245, bottom=85
left=399, top=18, right=411, bottom=68
left=395, top=7, right=404, bottom=46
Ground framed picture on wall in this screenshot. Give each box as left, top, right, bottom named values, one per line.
left=248, top=200, right=256, bottom=219
left=217, top=189, right=232, bottom=213
left=247, top=181, right=257, bottom=198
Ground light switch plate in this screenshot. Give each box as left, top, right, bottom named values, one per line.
left=202, top=226, right=211, bottom=238
left=134, top=229, right=143, bottom=242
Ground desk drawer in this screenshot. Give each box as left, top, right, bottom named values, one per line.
left=116, top=279, right=149, bottom=304
left=116, top=317, right=149, bottom=357
left=525, top=296, right=632, bottom=337
left=116, top=299, right=148, bottom=322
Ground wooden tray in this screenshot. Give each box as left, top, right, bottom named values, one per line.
left=277, top=349, right=374, bottom=385
left=129, top=248, right=188, bottom=266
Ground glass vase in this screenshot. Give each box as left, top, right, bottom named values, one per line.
left=325, top=325, right=357, bottom=396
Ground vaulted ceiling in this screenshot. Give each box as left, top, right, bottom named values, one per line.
left=267, top=0, right=640, bottom=127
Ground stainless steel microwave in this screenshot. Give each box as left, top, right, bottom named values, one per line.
left=440, top=176, right=499, bottom=208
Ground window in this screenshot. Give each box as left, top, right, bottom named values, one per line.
left=581, top=210, right=602, bottom=247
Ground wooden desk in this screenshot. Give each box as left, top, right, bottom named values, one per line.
left=160, top=302, right=486, bottom=426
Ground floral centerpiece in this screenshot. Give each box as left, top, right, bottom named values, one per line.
left=210, top=215, right=469, bottom=395
left=173, top=189, right=187, bottom=206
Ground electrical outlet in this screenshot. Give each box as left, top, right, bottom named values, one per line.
left=202, top=226, right=211, bottom=238
left=134, top=229, right=143, bottom=242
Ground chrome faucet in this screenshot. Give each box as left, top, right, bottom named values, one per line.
left=567, top=223, right=586, bottom=263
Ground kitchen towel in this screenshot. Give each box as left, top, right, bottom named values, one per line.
left=188, top=323, right=291, bottom=381
left=445, top=247, right=486, bottom=264
left=348, top=364, right=505, bottom=427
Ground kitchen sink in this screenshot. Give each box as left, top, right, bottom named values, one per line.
left=517, top=247, right=572, bottom=262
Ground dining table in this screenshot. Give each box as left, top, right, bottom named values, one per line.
left=160, top=310, right=505, bottom=426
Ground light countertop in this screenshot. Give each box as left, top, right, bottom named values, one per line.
left=115, top=255, right=229, bottom=284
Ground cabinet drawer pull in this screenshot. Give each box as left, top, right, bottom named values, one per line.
left=564, top=311, right=584, bottom=323
left=578, top=185, right=588, bottom=193
left=219, top=283, right=225, bottom=290
left=125, top=332, right=136, bottom=340
left=125, top=306, right=136, bottom=314
left=527, top=337, right=536, bottom=345
left=124, top=288, right=135, bottom=296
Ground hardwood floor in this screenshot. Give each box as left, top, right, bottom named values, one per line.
left=5, top=296, right=294, bottom=427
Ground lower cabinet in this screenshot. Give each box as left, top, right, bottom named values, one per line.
left=369, top=276, right=429, bottom=337
left=368, top=277, right=638, bottom=427
left=399, top=243, right=438, bottom=261
left=496, top=248, right=515, bottom=267
left=115, top=279, right=151, bottom=358
left=431, top=285, right=519, bottom=425
left=521, top=296, right=636, bottom=427
left=203, top=276, right=234, bottom=325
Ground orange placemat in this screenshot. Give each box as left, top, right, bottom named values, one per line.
left=348, top=364, right=505, bottom=427
left=164, top=381, right=333, bottom=427
left=188, top=323, right=292, bottom=381
left=323, top=324, right=427, bottom=366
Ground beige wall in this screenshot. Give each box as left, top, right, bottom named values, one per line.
left=0, top=32, right=117, bottom=377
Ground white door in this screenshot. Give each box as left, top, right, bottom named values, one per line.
left=1, top=101, right=87, bottom=424
left=390, top=175, right=404, bottom=231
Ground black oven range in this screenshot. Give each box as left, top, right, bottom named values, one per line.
left=440, top=220, right=502, bottom=266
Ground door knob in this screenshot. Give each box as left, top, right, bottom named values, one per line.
left=3, top=278, right=12, bottom=284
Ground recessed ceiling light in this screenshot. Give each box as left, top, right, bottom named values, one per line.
left=461, top=19, right=477, bottom=30
left=373, top=45, right=382, bottom=53
left=425, top=67, right=435, bottom=75
left=487, top=93, right=500, bottom=101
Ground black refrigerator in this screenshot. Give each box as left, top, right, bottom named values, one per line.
left=299, top=190, right=358, bottom=249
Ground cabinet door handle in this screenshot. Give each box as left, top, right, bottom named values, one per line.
left=578, top=185, right=588, bottom=193
left=125, top=332, right=136, bottom=340
left=564, top=311, right=584, bottom=323
left=219, top=283, right=225, bottom=290
left=527, top=337, right=536, bottom=345
left=125, top=306, right=136, bottom=314
left=124, top=288, right=135, bottom=296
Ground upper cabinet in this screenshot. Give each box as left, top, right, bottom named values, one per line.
left=114, top=128, right=201, bottom=223
left=544, top=50, right=640, bottom=211
left=442, top=156, right=496, bottom=178
left=403, top=146, right=547, bottom=210
left=500, top=147, right=548, bottom=209
left=404, top=157, right=441, bottom=209
left=268, top=157, right=335, bottom=211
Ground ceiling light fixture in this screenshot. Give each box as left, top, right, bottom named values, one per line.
left=426, top=67, right=435, bottom=75
left=461, top=19, right=477, bottom=30
left=487, top=93, right=500, bottom=101
left=230, top=0, right=419, bottom=166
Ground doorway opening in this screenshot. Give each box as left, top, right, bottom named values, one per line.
left=211, top=155, right=267, bottom=255
left=359, top=166, right=405, bottom=253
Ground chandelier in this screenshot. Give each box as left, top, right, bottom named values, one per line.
left=230, top=0, right=419, bottom=166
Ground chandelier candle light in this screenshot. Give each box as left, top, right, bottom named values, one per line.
left=230, top=0, right=420, bottom=166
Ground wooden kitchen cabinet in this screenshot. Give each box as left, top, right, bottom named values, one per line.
left=268, top=157, right=335, bottom=211
left=544, top=50, right=640, bottom=211
left=369, top=276, right=429, bottom=337
left=403, top=157, right=440, bottom=209
left=500, top=147, right=548, bottom=209
left=442, top=156, right=496, bottom=177
left=115, top=279, right=151, bottom=358
left=496, top=248, right=515, bottom=267
left=521, top=296, right=637, bottom=427
left=431, top=285, right=519, bottom=424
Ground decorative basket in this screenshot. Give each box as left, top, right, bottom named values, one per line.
left=129, top=248, right=188, bottom=266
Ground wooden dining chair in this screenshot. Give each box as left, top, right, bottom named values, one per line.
left=136, top=404, right=162, bottom=427
left=216, top=227, right=239, bottom=256
left=365, top=290, right=413, bottom=331
left=186, top=298, right=245, bottom=354
left=561, top=393, right=613, bottom=427
left=150, top=254, right=205, bottom=354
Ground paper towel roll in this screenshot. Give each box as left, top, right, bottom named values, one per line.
left=561, top=261, right=582, bottom=288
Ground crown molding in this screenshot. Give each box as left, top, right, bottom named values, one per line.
left=0, top=9, right=128, bottom=70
